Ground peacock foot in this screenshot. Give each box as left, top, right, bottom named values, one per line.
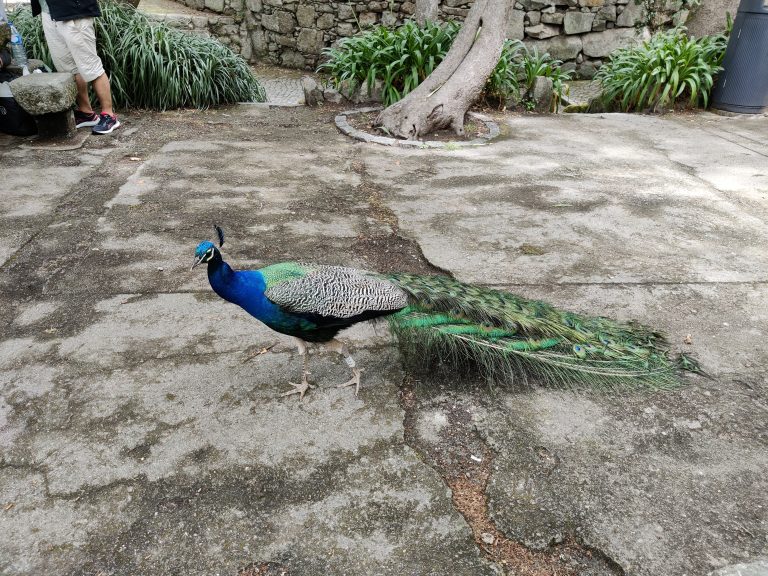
left=281, top=373, right=314, bottom=401
left=337, top=368, right=364, bottom=396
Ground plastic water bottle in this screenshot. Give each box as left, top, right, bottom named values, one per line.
left=9, top=23, right=28, bottom=67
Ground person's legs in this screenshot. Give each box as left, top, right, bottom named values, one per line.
left=73, top=73, right=94, bottom=114
left=90, top=72, right=113, bottom=116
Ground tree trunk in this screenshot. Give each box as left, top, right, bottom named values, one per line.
left=375, top=0, right=513, bottom=140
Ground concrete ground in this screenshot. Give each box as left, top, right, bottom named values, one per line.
left=0, top=105, right=766, bottom=576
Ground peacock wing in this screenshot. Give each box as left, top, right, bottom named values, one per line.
left=264, top=264, right=409, bottom=319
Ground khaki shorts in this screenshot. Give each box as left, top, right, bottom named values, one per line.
left=41, top=12, right=105, bottom=83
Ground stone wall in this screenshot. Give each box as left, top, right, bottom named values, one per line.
left=168, top=0, right=690, bottom=78
left=149, top=11, right=251, bottom=59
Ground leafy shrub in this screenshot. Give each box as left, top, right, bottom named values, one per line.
left=11, top=1, right=265, bottom=110
left=319, top=20, right=460, bottom=106
left=594, top=27, right=728, bottom=112
left=320, top=22, right=571, bottom=109
left=518, top=46, right=572, bottom=109
left=484, top=39, right=524, bottom=104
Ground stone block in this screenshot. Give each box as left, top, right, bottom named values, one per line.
left=251, top=28, right=268, bottom=54
left=337, top=22, right=355, bottom=36
left=296, top=4, right=315, bottom=27
left=672, top=8, right=689, bottom=26
left=358, top=11, right=378, bottom=26
left=261, top=9, right=296, bottom=33
left=526, top=10, right=542, bottom=25
left=524, top=23, right=560, bottom=39
left=525, top=35, right=582, bottom=60
left=508, top=9, right=525, bottom=39
left=579, top=0, right=605, bottom=6
left=316, top=12, right=335, bottom=29
left=581, top=27, right=640, bottom=57
left=301, top=76, right=324, bottom=106
left=338, top=3, right=355, bottom=19
left=205, top=0, right=225, bottom=12
left=219, top=23, right=241, bottom=34
left=519, top=0, right=552, bottom=9
left=381, top=11, right=398, bottom=26
left=281, top=49, right=306, bottom=68
left=323, top=87, right=344, bottom=104
left=9, top=73, right=77, bottom=116
left=297, top=28, right=324, bottom=53
left=442, top=6, right=469, bottom=16
left=274, top=34, right=297, bottom=47
left=598, top=4, right=617, bottom=20
left=530, top=75, right=554, bottom=112
left=354, top=78, right=384, bottom=104
left=576, top=60, right=599, bottom=78
left=616, top=0, right=645, bottom=26
left=564, top=10, right=595, bottom=33
left=541, top=11, right=564, bottom=24
left=192, top=15, right=209, bottom=27
left=402, top=1, right=416, bottom=14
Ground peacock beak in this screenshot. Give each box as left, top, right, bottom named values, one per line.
left=191, top=255, right=204, bottom=270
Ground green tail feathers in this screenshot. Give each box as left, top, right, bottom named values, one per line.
left=386, top=273, right=699, bottom=392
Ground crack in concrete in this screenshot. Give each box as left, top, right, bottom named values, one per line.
left=396, top=377, right=626, bottom=576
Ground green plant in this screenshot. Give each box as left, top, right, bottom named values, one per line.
left=595, top=27, right=728, bottom=112
left=520, top=47, right=572, bottom=109
left=483, top=39, right=524, bottom=104
left=11, top=1, right=265, bottom=110
left=319, top=20, right=460, bottom=106
left=320, top=22, right=572, bottom=109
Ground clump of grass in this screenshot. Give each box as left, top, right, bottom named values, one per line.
left=320, top=21, right=571, bottom=109
left=319, top=20, right=460, bottom=106
left=10, top=0, right=265, bottom=110
left=518, top=46, right=572, bottom=110
left=594, top=27, right=728, bottom=112
left=484, top=39, right=524, bottom=104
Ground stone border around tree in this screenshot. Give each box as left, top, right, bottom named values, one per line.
left=335, top=107, right=501, bottom=148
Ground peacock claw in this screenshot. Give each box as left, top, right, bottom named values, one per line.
left=337, top=368, right=364, bottom=396
left=281, top=373, right=314, bottom=400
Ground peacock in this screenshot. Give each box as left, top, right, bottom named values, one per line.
left=193, top=226, right=699, bottom=399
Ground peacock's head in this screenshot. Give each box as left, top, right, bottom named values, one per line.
left=191, top=225, right=225, bottom=270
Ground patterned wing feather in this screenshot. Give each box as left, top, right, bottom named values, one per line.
left=265, top=265, right=408, bottom=319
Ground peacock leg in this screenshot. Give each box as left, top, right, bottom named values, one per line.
left=281, top=337, right=314, bottom=400
left=325, top=339, right=365, bottom=396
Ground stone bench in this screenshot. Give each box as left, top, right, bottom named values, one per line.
left=9, top=72, right=77, bottom=139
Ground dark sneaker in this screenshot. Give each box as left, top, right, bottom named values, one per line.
left=74, top=109, right=99, bottom=128
left=92, top=113, right=121, bottom=135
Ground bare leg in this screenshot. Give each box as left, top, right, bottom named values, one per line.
left=74, top=74, right=94, bottom=114
left=91, top=72, right=114, bottom=116
left=281, top=337, right=314, bottom=400
left=325, top=339, right=365, bottom=396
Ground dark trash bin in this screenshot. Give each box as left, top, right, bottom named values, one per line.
left=711, top=0, right=768, bottom=114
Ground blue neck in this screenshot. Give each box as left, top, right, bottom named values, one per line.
left=207, top=257, right=237, bottom=299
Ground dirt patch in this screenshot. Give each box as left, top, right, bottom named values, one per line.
left=238, top=562, right=290, bottom=576
left=399, top=378, right=623, bottom=576
left=347, top=111, right=490, bottom=143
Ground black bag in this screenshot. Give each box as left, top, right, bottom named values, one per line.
left=0, top=80, right=37, bottom=137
